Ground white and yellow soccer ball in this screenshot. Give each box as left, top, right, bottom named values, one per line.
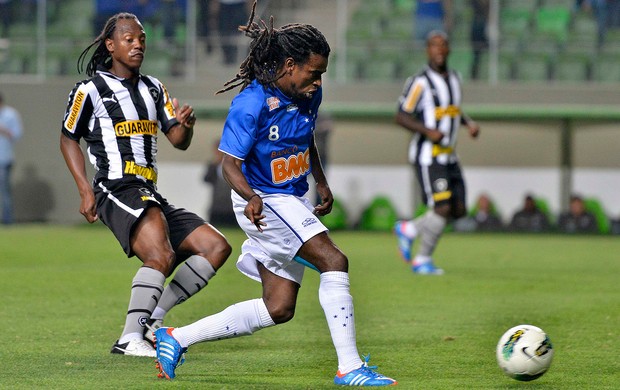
left=496, top=324, right=554, bottom=381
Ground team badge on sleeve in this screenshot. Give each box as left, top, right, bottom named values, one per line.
left=149, top=87, right=160, bottom=102
left=267, top=97, right=280, bottom=111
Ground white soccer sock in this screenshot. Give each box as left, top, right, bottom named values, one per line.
left=319, top=271, right=363, bottom=374
left=413, top=254, right=432, bottom=265
left=152, top=255, right=216, bottom=320
left=172, top=298, right=275, bottom=348
left=402, top=219, right=418, bottom=238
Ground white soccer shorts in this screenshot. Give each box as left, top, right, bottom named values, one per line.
left=231, top=190, right=327, bottom=284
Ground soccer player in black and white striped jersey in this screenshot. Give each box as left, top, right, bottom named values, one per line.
left=394, top=30, right=480, bottom=275
left=60, top=13, right=232, bottom=357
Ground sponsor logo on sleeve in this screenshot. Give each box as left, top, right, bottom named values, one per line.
left=64, top=90, right=85, bottom=131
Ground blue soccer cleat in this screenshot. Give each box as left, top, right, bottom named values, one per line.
left=153, top=327, right=187, bottom=380
left=334, top=354, right=397, bottom=387
left=412, top=261, right=444, bottom=275
left=394, top=221, right=415, bottom=263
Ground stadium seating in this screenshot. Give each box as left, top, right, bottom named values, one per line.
left=500, top=6, right=532, bottom=39
left=591, top=53, right=620, bottom=82
left=514, top=52, right=551, bottom=81
left=554, top=52, right=591, bottom=81
left=476, top=51, right=515, bottom=81
left=340, top=0, right=620, bottom=84
left=449, top=48, right=473, bottom=81
left=2, top=0, right=620, bottom=84
left=535, top=6, right=571, bottom=45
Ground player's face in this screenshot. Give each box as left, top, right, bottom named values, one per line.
left=106, top=18, right=146, bottom=78
left=279, top=53, right=328, bottom=100
left=427, top=35, right=449, bottom=71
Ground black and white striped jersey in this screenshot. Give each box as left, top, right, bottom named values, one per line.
left=61, top=69, right=179, bottom=184
left=398, top=66, right=463, bottom=166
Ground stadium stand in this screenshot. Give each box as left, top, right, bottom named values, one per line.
left=342, top=0, right=620, bottom=84
left=1, top=0, right=620, bottom=85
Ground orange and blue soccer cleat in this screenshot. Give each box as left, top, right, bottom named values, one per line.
left=153, top=327, right=186, bottom=380
left=334, top=354, right=397, bottom=387
left=394, top=220, right=415, bottom=263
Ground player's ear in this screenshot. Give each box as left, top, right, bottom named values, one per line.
left=105, top=38, right=114, bottom=54
left=284, top=57, right=295, bottom=75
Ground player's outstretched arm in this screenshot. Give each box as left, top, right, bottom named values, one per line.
left=309, top=137, right=333, bottom=215
left=461, top=113, right=480, bottom=139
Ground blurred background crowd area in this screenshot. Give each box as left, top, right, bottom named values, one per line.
left=1, top=0, right=620, bottom=84
left=1, top=0, right=619, bottom=227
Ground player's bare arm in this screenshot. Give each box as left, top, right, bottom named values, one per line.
left=0, top=125, right=14, bottom=139
left=165, top=97, right=196, bottom=150
left=395, top=109, right=444, bottom=142
left=59, top=134, right=98, bottom=223
left=461, top=113, right=480, bottom=138
left=221, top=154, right=266, bottom=231
left=309, top=137, right=333, bottom=215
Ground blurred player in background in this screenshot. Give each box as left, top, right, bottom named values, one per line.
left=0, top=91, right=23, bottom=225
left=151, top=3, right=396, bottom=386
left=394, top=30, right=480, bottom=275
left=60, top=12, right=231, bottom=357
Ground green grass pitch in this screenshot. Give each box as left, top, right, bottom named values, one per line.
left=1, top=225, right=618, bottom=389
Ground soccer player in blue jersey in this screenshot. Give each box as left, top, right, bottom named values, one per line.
left=152, top=3, right=397, bottom=386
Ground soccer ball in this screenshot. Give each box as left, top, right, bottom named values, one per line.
left=496, top=324, right=554, bottom=381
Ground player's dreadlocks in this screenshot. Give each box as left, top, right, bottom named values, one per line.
left=216, top=1, right=330, bottom=95
left=77, top=13, right=139, bottom=77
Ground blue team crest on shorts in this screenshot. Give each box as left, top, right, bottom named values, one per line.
left=302, top=217, right=317, bottom=227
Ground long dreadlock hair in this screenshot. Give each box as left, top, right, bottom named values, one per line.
left=216, top=1, right=330, bottom=95
left=77, top=13, right=139, bottom=77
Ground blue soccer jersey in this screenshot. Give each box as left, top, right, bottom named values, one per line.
left=219, top=79, right=322, bottom=197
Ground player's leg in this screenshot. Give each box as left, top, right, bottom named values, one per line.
left=394, top=164, right=433, bottom=265
left=148, top=220, right=232, bottom=337
left=449, top=163, right=467, bottom=220
left=163, top=263, right=292, bottom=346
left=395, top=163, right=433, bottom=264
left=298, top=233, right=397, bottom=386
left=112, top=205, right=174, bottom=356
left=153, top=263, right=292, bottom=379
left=0, top=164, right=13, bottom=224
left=410, top=163, right=448, bottom=274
